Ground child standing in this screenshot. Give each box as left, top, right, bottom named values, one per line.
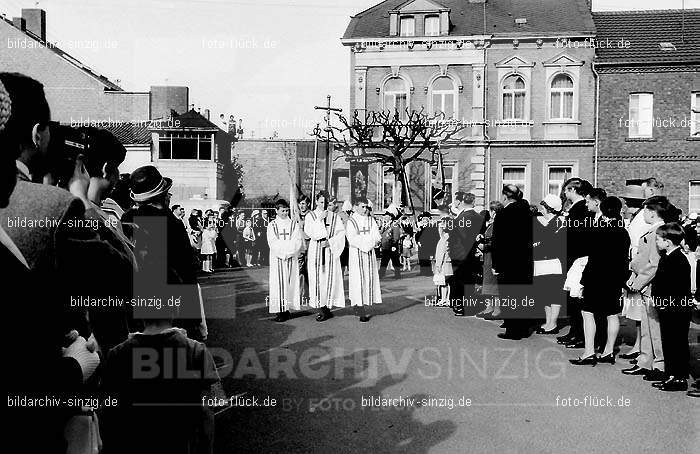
left=243, top=218, right=256, bottom=268
left=200, top=221, right=218, bottom=273
left=401, top=234, right=413, bottom=271
left=652, top=222, right=692, bottom=391
left=433, top=218, right=453, bottom=307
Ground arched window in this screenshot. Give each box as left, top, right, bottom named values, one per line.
left=550, top=74, right=574, bottom=119
left=431, top=77, right=457, bottom=118
left=383, top=77, right=409, bottom=118
left=502, top=75, right=526, bottom=120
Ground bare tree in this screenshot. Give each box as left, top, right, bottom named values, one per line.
left=313, top=108, right=468, bottom=211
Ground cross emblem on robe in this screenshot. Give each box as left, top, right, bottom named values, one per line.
left=358, top=223, right=371, bottom=235
left=279, top=229, right=291, bottom=240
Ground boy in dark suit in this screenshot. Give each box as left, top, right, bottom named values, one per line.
left=651, top=223, right=692, bottom=392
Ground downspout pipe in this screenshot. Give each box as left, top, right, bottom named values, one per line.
left=592, top=61, right=600, bottom=187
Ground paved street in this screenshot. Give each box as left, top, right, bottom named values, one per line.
left=201, top=267, right=699, bottom=453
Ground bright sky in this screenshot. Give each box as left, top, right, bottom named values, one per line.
left=1, top=0, right=698, bottom=138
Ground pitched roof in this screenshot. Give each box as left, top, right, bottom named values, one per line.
left=161, top=110, right=220, bottom=131
left=592, top=9, right=700, bottom=64
left=343, top=0, right=596, bottom=40
left=102, top=123, right=152, bottom=145
left=1, top=16, right=122, bottom=90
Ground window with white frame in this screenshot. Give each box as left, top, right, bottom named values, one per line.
left=502, top=166, right=527, bottom=195
left=429, top=164, right=454, bottom=209
left=547, top=166, right=573, bottom=197
left=424, top=15, right=440, bottom=36
left=431, top=77, right=457, bottom=118
left=158, top=132, right=212, bottom=160
left=399, top=16, right=415, bottom=37
left=384, top=77, right=409, bottom=118
left=629, top=93, right=654, bottom=138
left=502, top=75, right=526, bottom=121
left=690, top=181, right=700, bottom=214
left=550, top=74, right=574, bottom=120
left=691, top=92, right=699, bottom=137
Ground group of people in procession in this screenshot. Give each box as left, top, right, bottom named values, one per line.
left=259, top=178, right=699, bottom=398
left=2, top=71, right=699, bottom=453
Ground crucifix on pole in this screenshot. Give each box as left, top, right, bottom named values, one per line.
left=313, top=95, right=342, bottom=202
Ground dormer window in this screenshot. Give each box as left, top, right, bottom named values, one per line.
left=389, top=1, right=449, bottom=37
left=425, top=15, right=440, bottom=36
left=400, top=16, right=415, bottom=37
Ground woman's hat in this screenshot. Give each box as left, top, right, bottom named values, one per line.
left=129, top=165, right=172, bottom=202
left=542, top=194, right=562, bottom=212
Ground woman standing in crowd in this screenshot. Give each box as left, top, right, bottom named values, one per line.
left=200, top=219, right=218, bottom=273
left=533, top=194, right=566, bottom=334
left=433, top=216, right=453, bottom=306
left=476, top=201, right=503, bottom=320
left=571, top=197, right=630, bottom=366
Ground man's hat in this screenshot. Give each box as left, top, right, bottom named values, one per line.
left=129, top=165, right=172, bottom=202
left=620, top=184, right=645, bottom=200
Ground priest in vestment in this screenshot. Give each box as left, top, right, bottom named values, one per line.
left=304, top=191, right=346, bottom=321
left=267, top=199, right=303, bottom=322
left=346, top=198, right=382, bottom=322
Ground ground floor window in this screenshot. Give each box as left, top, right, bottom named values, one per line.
left=690, top=181, right=700, bottom=214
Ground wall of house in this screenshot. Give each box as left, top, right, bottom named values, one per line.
left=597, top=69, right=700, bottom=212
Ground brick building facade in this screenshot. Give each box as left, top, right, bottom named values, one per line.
left=593, top=10, right=700, bottom=214
left=341, top=0, right=597, bottom=212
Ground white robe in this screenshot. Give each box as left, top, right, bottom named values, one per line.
left=304, top=210, right=346, bottom=308
left=346, top=213, right=382, bottom=306
left=267, top=218, right=302, bottom=313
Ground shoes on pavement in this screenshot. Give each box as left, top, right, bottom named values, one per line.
left=536, top=326, right=560, bottom=335
left=315, top=307, right=333, bottom=322
left=619, top=351, right=640, bottom=360
left=565, top=341, right=585, bottom=349
left=556, top=334, right=572, bottom=343
left=597, top=353, right=615, bottom=365
left=273, top=311, right=290, bottom=322
left=453, top=309, right=465, bottom=317
left=687, top=389, right=700, bottom=397
left=359, top=316, right=370, bottom=322
left=621, top=366, right=651, bottom=376
left=483, top=313, right=503, bottom=321
left=497, top=332, right=523, bottom=340
left=643, top=369, right=667, bottom=382
left=476, top=311, right=492, bottom=319
left=569, top=354, right=597, bottom=366
left=658, top=378, right=688, bottom=392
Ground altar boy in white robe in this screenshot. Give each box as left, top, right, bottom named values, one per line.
left=267, top=199, right=303, bottom=322
left=346, top=198, right=382, bottom=322
left=304, top=190, right=346, bottom=321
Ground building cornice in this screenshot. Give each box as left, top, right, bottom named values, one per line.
left=598, top=155, right=700, bottom=161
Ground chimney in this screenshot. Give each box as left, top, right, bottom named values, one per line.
left=204, top=109, right=210, bottom=120
left=21, top=9, right=46, bottom=42
left=12, top=17, right=26, bottom=32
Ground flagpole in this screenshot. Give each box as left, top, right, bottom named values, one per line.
left=311, top=135, right=319, bottom=209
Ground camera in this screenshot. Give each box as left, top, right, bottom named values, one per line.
left=46, top=123, right=125, bottom=187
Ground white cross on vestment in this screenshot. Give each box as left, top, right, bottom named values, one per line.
left=358, top=223, right=371, bottom=235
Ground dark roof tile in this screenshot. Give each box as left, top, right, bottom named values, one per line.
left=593, top=10, right=700, bottom=64
left=343, top=0, right=596, bottom=39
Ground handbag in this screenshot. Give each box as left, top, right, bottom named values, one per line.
left=534, top=258, right=562, bottom=276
